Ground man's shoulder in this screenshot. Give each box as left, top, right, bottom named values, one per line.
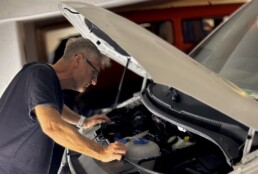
left=22, top=62, right=55, bottom=75
left=23, top=61, right=51, bottom=70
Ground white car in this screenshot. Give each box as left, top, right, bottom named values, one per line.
left=58, top=1, right=258, bottom=173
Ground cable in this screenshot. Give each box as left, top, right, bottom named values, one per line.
left=123, top=157, right=165, bottom=174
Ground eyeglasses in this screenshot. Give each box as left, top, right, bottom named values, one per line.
left=82, top=55, right=100, bottom=78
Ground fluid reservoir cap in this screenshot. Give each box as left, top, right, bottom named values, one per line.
left=133, top=139, right=149, bottom=145
left=117, top=138, right=127, bottom=144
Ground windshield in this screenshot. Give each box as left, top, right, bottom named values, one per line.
left=190, top=0, right=258, bottom=98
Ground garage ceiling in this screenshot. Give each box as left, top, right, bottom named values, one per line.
left=0, top=0, right=250, bottom=22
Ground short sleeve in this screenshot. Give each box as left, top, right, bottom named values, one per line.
left=27, top=65, right=63, bottom=120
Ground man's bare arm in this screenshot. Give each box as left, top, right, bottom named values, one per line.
left=35, top=105, right=126, bottom=162
left=61, top=105, right=111, bottom=128
left=60, top=105, right=81, bottom=125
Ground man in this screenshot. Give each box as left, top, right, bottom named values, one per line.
left=0, top=37, right=127, bottom=174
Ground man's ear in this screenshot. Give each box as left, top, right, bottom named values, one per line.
left=73, top=54, right=80, bottom=68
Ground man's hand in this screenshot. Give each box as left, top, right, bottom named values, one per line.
left=84, top=114, right=111, bottom=128
left=99, top=141, right=127, bottom=162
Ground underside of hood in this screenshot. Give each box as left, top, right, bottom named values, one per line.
left=59, top=1, right=258, bottom=130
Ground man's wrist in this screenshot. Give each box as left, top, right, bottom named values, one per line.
left=76, top=115, right=86, bottom=129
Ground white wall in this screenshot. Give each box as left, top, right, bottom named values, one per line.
left=0, top=21, right=25, bottom=95
left=0, top=0, right=61, bottom=96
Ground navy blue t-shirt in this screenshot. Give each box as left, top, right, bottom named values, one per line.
left=0, top=62, right=63, bottom=174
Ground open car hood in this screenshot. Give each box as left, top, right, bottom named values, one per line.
left=59, top=1, right=258, bottom=130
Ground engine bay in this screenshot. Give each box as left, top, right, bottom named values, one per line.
left=76, top=97, right=233, bottom=174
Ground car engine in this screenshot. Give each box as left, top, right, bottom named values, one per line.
left=71, top=97, right=233, bottom=174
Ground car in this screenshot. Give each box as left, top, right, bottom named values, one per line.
left=58, top=1, right=258, bottom=173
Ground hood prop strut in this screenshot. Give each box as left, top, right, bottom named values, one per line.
left=242, top=127, right=255, bottom=158
left=113, top=58, right=130, bottom=108
left=141, top=73, right=148, bottom=93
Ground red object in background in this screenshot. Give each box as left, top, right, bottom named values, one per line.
left=117, top=3, right=242, bottom=53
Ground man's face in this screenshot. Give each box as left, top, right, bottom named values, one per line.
left=73, top=54, right=101, bottom=93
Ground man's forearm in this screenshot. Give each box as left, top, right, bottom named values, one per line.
left=49, top=121, right=103, bottom=161
left=35, top=105, right=103, bottom=160
left=61, top=104, right=81, bottom=125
